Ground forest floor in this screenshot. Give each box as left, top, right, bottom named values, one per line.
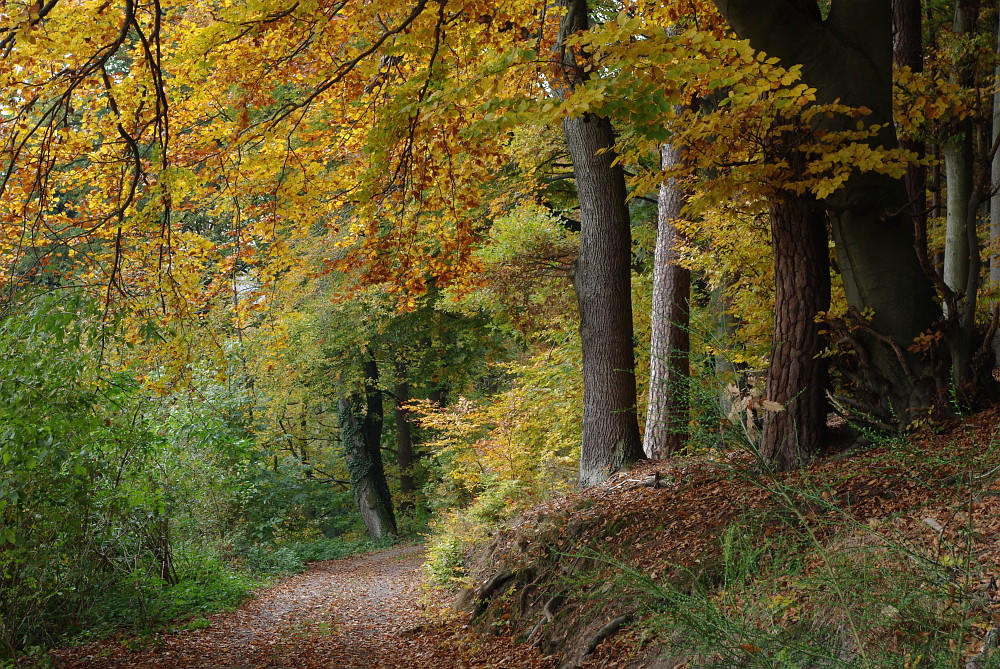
left=44, top=403, right=1000, bottom=668
left=49, top=544, right=555, bottom=669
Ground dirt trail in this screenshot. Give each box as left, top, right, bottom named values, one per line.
left=52, top=544, right=554, bottom=669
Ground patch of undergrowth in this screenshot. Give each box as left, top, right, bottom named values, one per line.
left=0, top=296, right=400, bottom=661
left=412, top=331, right=583, bottom=587
left=80, top=546, right=262, bottom=640
left=239, top=535, right=401, bottom=576
left=622, top=416, right=1000, bottom=668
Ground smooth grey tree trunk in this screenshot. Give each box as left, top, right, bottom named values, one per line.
left=557, top=0, right=644, bottom=487
left=338, top=359, right=396, bottom=539
left=942, top=1, right=979, bottom=388
left=710, top=279, right=740, bottom=419
left=942, top=0, right=974, bottom=302
left=713, top=0, right=944, bottom=424
left=943, top=135, right=973, bottom=295
left=643, top=142, right=690, bottom=459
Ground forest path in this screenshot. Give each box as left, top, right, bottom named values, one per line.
left=52, top=544, right=553, bottom=669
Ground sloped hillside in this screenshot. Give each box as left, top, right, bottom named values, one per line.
left=457, top=405, right=1000, bottom=669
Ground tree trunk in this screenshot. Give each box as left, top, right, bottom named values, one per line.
left=991, top=7, right=1000, bottom=365
left=394, top=363, right=416, bottom=511
left=943, top=129, right=975, bottom=379
left=713, top=0, right=945, bottom=424
left=892, top=0, right=930, bottom=273
left=643, top=142, right=690, bottom=459
left=762, top=193, right=830, bottom=469
left=943, top=1, right=979, bottom=388
left=338, top=359, right=396, bottom=539
left=557, top=0, right=644, bottom=487
left=711, top=278, right=741, bottom=419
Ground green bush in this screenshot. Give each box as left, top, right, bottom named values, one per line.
left=424, top=532, right=468, bottom=587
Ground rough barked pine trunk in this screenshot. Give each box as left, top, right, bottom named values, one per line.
left=713, top=0, right=944, bottom=426
left=557, top=0, right=644, bottom=487
left=338, top=359, right=397, bottom=539
left=393, top=362, right=416, bottom=511
left=644, top=141, right=690, bottom=459
left=763, top=191, right=830, bottom=469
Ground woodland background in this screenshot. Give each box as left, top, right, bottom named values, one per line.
left=1, top=0, right=1000, bottom=662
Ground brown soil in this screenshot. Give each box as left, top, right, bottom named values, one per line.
left=50, top=544, right=555, bottom=669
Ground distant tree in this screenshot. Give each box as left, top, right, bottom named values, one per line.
left=339, top=358, right=396, bottom=539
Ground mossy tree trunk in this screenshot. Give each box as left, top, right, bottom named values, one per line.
left=339, top=358, right=396, bottom=539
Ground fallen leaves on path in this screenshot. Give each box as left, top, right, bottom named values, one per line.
left=50, top=545, right=556, bottom=669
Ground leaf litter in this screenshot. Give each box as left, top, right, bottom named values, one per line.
left=44, top=404, right=1000, bottom=667
left=48, top=544, right=555, bottom=668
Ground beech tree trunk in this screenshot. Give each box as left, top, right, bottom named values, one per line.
left=557, top=0, right=644, bottom=487
left=892, top=0, right=930, bottom=271
left=393, top=364, right=416, bottom=511
left=942, top=0, right=979, bottom=388
left=991, top=8, right=1000, bottom=365
left=643, top=142, right=690, bottom=459
left=762, top=193, right=830, bottom=469
left=338, top=359, right=396, bottom=539
left=711, top=279, right=741, bottom=419
left=713, top=0, right=944, bottom=425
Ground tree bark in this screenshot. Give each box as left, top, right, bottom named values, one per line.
left=643, top=142, right=690, bottom=459
left=338, top=358, right=396, bottom=539
left=710, top=278, right=741, bottom=419
left=942, top=0, right=979, bottom=388
left=393, top=363, right=416, bottom=511
left=557, top=0, right=644, bottom=487
left=892, top=0, right=930, bottom=275
left=713, top=0, right=944, bottom=424
left=942, top=138, right=973, bottom=283
left=991, top=7, right=1000, bottom=365
left=762, top=192, right=830, bottom=469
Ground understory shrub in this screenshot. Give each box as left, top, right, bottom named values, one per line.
left=412, top=336, right=581, bottom=586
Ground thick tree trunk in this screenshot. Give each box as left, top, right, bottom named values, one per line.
left=643, top=142, right=690, bottom=459
left=557, top=0, right=644, bottom=487
left=713, top=0, right=944, bottom=424
left=393, top=365, right=416, bottom=511
left=565, top=112, right=645, bottom=486
left=762, top=194, right=830, bottom=469
left=338, top=359, right=396, bottom=539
